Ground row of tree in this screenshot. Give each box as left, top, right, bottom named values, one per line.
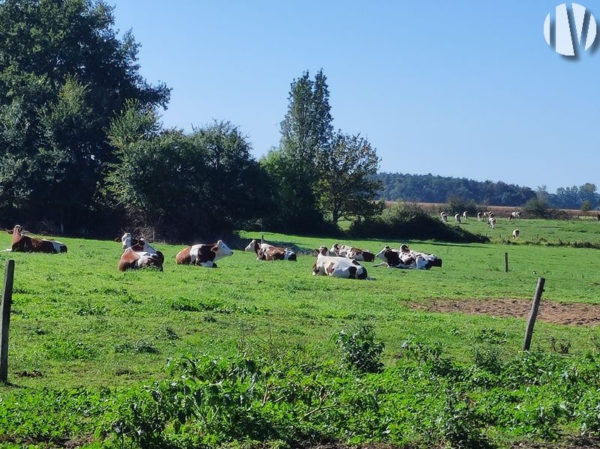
left=378, top=173, right=599, bottom=210
left=0, top=0, right=381, bottom=240
left=377, top=173, right=537, bottom=206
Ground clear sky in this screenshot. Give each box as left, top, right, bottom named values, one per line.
left=112, top=1, right=599, bottom=192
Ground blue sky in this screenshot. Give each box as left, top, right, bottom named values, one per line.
left=112, top=1, right=599, bottom=192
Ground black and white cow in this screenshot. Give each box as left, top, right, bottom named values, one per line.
left=329, top=243, right=375, bottom=262
left=313, top=247, right=368, bottom=279
left=375, top=245, right=442, bottom=270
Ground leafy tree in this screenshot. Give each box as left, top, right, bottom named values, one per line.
left=523, top=197, right=550, bottom=218
left=268, top=70, right=334, bottom=231
left=107, top=105, right=267, bottom=240
left=0, top=0, right=169, bottom=232
left=316, top=132, right=382, bottom=224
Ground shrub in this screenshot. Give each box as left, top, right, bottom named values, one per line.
left=349, top=203, right=488, bottom=243
left=337, top=324, right=384, bottom=373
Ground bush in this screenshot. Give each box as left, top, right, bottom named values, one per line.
left=349, top=203, right=488, bottom=243
left=337, top=324, right=384, bottom=373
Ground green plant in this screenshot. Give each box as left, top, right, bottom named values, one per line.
left=337, top=324, right=384, bottom=373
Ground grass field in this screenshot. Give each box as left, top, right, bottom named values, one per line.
left=0, top=218, right=600, bottom=447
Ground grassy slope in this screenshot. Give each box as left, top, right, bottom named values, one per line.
left=0, top=219, right=598, bottom=392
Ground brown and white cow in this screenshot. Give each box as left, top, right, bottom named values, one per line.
left=375, top=245, right=442, bottom=270
left=118, top=248, right=164, bottom=271
left=329, top=243, right=375, bottom=262
left=512, top=229, right=520, bottom=239
left=118, top=232, right=164, bottom=271
left=6, top=225, right=67, bottom=253
left=176, top=240, right=233, bottom=267
left=312, top=247, right=368, bottom=279
left=244, top=239, right=296, bottom=261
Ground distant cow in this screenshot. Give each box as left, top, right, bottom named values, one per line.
left=375, top=245, right=442, bottom=270
left=440, top=212, right=448, bottom=223
left=454, top=213, right=461, bottom=223
left=329, top=243, right=375, bottom=262
left=510, top=211, right=521, bottom=220
left=6, top=225, right=67, bottom=253
left=312, top=247, right=368, bottom=279
left=245, top=239, right=296, bottom=261
left=488, top=217, right=497, bottom=229
left=512, top=229, right=520, bottom=239
left=477, top=212, right=482, bottom=221
left=176, top=240, right=233, bottom=267
left=118, top=232, right=164, bottom=271
left=462, top=211, right=468, bottom=221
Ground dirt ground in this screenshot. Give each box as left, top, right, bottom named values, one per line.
left=409, top=298, right=600, bottom=326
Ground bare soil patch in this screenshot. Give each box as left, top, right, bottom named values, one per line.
left=410, top=298, right=600, bottom=326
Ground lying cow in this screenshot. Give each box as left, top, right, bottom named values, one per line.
left=176, top=240, right=233, bottom=267
left=245, top=239, right=296, bottom=261
left=118, top=232, right=164, bottom=271
left=312, top=246, right=368, bottom=279
left=6, top=225, right=67, bottom=253
left=375, top=245, right=442, bottom=270
left=329, top=243, right=375, bottom=262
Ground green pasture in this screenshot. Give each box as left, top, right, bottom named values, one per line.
left=450, top=215, right=600, bottom=246
left=0, top=219, right=598, bottom=392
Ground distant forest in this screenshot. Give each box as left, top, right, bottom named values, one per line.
left=376, top=173, right=600, bottom=209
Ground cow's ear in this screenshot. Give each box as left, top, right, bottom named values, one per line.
left=211, top=245, right=219, bottom=252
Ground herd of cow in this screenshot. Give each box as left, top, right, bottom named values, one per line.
left=4, top=225, right=443, bottom=280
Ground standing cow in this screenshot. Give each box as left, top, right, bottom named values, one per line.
left=6, top=225, right=67, bottom=253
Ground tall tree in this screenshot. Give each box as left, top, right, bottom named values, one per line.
left=316, top=132, right=382, bottom=225
left=0, top=0, right=169, bottom=233
left=265, top=69, right=334, bottom=231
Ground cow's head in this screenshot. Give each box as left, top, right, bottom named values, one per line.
left=329, top=243, right=340, bottom=255
left=400, top=244, right=410, bottom=253
left=317, top=246, right=328, bottom=256
left=244, top=239, right=258, bottom=252
left=121, top=232, right=135, bottom=249
left=376, top=246, right=393, bottom=261
left=7, top=225, right=23, bottom=235
left=212, top=240, right=233, bottom=259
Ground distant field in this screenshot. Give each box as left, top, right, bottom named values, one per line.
left=0, top=222, right=600, bottom=447
left=385, top=201, right=600, bottom=220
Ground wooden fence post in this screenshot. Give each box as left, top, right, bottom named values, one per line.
left=504, top=252, right=509, bottom=272
left=523, top=277, right=545, bottom=351
left=0, top=259, right=15, bottom=383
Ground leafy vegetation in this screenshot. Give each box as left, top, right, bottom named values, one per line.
left=349, top=203, right=488, bottom=242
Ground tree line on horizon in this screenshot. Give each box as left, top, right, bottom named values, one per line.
left=0, top=0, right=381, bottom=240
left=377, top=173, right=599, bottom=211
